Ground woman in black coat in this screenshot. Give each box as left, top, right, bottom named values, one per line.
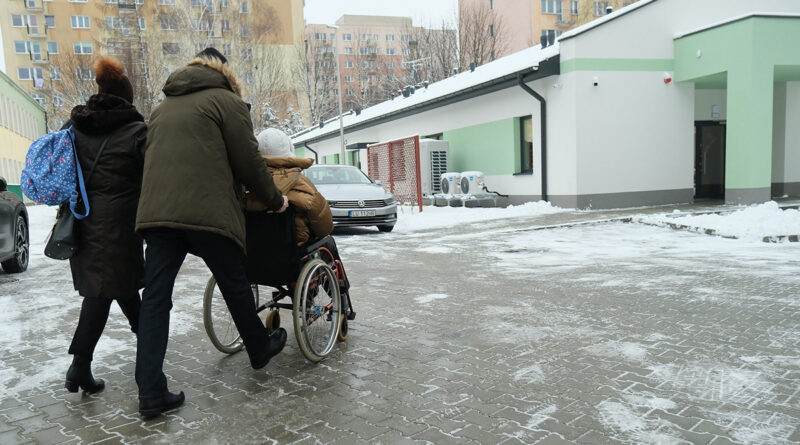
left=64, top=57, right=147, bottom=394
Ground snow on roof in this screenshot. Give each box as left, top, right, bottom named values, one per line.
left=292, top=43, right=560, bottom=145
left=558, top=0, right=657, bottom=42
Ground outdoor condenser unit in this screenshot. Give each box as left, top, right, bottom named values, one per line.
left=440, top=172, right=462, bottom=195
left=418, top=139, right=450, bottom=195
left=459, top=171, right=487, bottom=196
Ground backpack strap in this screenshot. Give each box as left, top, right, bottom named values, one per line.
left=69, top=127, right=120, bottom=220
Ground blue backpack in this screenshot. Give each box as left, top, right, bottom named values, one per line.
left=21, top=127, right=91, bottom=218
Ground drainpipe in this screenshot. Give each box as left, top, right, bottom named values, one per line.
left=303, top=141, right=319, bottom=164
left=517, top=73, right=548, bottom=202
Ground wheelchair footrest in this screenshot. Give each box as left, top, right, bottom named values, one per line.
left=346, top=310, right=356, bottom=321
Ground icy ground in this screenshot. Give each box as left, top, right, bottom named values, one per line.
left=0, top=201, right=798, bottom=444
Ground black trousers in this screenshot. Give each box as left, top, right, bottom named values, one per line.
left=69, top=295, right=140, bottom=360
left=135, top=228, right=268, bottom=399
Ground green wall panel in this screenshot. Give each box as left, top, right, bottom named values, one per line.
left=295, top=146, right=306, bottom=158
left=675, top=16, right=800, bottom=190
left=442, top=118, right=520, bottom=175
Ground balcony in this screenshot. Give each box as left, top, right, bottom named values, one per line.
left=26, top=24, right=47, bottom=38
left=24, top=0, right=44, bottom=11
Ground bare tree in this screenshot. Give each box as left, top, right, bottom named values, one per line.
left=299, top=35, right=339, bottom=123
left=458, top=1, right=509, bottom=67
left=44, top=51, right=99, bottom=131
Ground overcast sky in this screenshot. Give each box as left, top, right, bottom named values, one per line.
left=303, top=0, right=459, bottom=28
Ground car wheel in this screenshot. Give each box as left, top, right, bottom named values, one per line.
left=2, top=215, right=29, bottom=273
left=377, top=225, right=394, bottom=233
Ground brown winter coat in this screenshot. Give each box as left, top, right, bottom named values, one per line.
left=244, top=157, right=333, bottom=245
left=68, top=94, right=147, bottom=300
left=135, top=57, right=283, bottom=249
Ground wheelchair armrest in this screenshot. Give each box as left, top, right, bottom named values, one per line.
left=300, top=235, right=335, bottom=256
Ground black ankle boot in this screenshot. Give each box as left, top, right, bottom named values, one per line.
left=65, top=355, right=105, bottom=394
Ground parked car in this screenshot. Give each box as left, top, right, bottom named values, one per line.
left=0, top=176, right=29, bottom=273
left=305, top=165, right=397, bottom=232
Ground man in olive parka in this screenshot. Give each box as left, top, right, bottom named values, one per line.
left=135, top=48, right=288, bottom=417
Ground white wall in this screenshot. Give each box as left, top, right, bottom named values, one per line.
left=570, top=69, right=695, bottom=194
left=301, top=75, right=563, bottom=198
left=695, top=89, right=727, bottom=121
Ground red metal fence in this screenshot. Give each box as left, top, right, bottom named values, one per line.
left=367, top=135, right=422, bottom=212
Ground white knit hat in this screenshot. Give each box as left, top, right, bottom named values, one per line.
left=257, top=128, right=294, bottom=158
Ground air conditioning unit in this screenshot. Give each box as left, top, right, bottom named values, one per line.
left=459, top=171, right=487, bottom=196
left=440, top=172, right=462, bottom=195
left=418, top=139, right=450, bottom=195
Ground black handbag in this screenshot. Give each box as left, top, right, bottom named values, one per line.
left=44, top=131, right=117, bottom=260
left=44, top=202, right=79, bottom=259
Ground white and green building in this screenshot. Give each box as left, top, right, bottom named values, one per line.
left=292, top=0, right=800, bottom=208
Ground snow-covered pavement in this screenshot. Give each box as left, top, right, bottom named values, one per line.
left=0, top=201, right=798, bottom=444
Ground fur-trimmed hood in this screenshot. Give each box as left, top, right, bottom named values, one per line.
left=162, top=57, right=242, bottom=97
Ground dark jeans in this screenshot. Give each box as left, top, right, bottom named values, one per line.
left=69, top=295, right=140, bottom=360
left=135, top=228, right=268, bottom=399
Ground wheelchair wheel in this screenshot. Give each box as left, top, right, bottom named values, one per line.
left=337, top=318, right=348, bottom=342
left=264, top=310, right=280, bottom=335
left=203, top=276, right=259, bottom=354
left=293, top=258, right=341, bottom=362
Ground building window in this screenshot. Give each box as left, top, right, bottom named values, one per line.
left=570, top=0, right=579, bottom=14
left=138, top=18, right=146, bottom=29
left=220, top=19, right=230, bottom=31
left=489, top=0, right=494, bottom=10
left=222, top=43, right=232, bottom=55
left=541, top=29, right=562, bottom=45
left=489, top=24, right=495, bottom=37
left=50, top=67, right=61, bottom=80
left=71, top=15, right=91, bottom=29
left=314, top=32, right=326, bottom=40
left=14, top=41, right=27, bottom=54
left=542, top=0, right=562, bottom=14
left=361, top=75, right=369, bottom=82
left=342, top=33, right=352, bottom=41
left=385, top=47, right=396, bottom=55
left=104, top=0, right=118, bottom=3
left=240, top=25, right=250, bottom=37
left=373, top=34, right=379, bottom=40
left=162, top=42, right=179, bottom=55
left=31, top=93, right=46, bottom=106
left=160, top=17, right=178, bottom=30
left=401, top=34, right=412, bottom=42
left=241, top=48, right=252, bottom=59
left=240, top=1, right=248, bottom=13
left=330, top=33, right=336, bottom=40
left=343, top=47, right=353, bottom=55
left=53, top=93, right=64, bottom=107
left=387, top=61, right=396, bottom=69
left=386, top=34, right=394, bottom=41
left=402, top=48, right=411, bottom=55
left=344, top=61, right=354, bottom=68
left=18, top=68, right=32, bottom=80
left=345, top=88, right=354, bottom=95
left=359, top=47, right=369, bottom=55
left=77, top=67, right=93, bottom=80
left=73, top=41, right=93, bottom=54
left=45, top=15, right=55, bottom=28
left=344, top=75, right=354, bottom=82
left=69, top=0, right=88, bottom=2
left=359, top=34, right=368, bottom=41
left=159, top=0, right=175, bottom=4
left=47, top=41, right=58, bottom=54
left=520, top=116, right=533, bottom=173
left=593, top=1, right=608, bottom=16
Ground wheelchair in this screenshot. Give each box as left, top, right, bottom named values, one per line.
left=202, top=207, right=355, bottom=362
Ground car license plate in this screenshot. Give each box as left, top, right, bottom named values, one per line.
left=349, top=210, right=376, bottom=217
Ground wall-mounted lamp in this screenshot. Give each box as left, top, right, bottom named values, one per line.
left=592, top=76, right=599, bottom=87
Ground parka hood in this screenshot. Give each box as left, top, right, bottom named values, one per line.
left=70, top=93, right=144, bottom=135
left=162, top=57, right=243, bottom=97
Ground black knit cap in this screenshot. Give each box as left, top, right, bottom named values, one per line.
left=196, top=47, right=228, bottom=64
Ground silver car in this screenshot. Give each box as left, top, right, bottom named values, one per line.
left=305, top=165, right=397, bottom=232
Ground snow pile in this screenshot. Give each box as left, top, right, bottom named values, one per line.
left=638, top=201, right=800, bottom=240
left=393, top=200, right=564, bottom=233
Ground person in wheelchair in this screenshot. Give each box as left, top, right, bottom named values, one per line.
left=246, top=128, right=349, bottom=291
left=245, top=128, right=332, bottom=245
